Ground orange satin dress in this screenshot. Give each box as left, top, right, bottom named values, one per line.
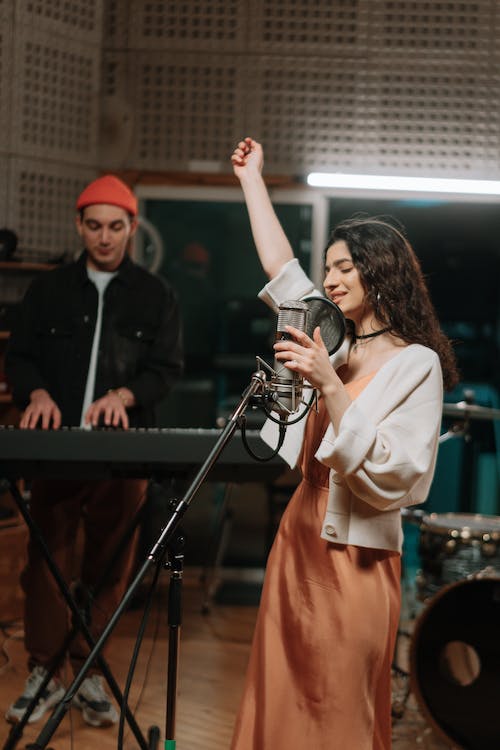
left=230, top=374, right=401, bottom=750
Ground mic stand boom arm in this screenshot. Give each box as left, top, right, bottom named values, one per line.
left=29, top=370, right=270, bottom=750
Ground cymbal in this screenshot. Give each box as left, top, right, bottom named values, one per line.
left=442, top=400, right=500, bottom=421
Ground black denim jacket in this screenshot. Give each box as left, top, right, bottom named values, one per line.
left=6, top=251, right=183, bottom=427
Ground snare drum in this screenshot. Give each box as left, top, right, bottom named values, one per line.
left=416, top=512, right=500, bottom=601
left=410, top=577, right=500, bottom=749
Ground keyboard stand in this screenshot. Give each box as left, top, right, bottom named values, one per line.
left=1, top=477, right=156, bottom=750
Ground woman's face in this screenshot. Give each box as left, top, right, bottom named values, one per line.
left=323, top=240, right=369, bottom=321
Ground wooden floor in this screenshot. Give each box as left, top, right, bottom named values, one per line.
left=0, top=570, right=456, bottom=750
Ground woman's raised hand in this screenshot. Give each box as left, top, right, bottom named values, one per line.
left=231, top=137, right=264, bottom=179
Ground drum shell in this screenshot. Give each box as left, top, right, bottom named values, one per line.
left=410, top=577, right=500, bottom=749
left=416, top=512, right=500, bottom=601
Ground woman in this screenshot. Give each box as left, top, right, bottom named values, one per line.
left=229, top=138, right=458, bottom=750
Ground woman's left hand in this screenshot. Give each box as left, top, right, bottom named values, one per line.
left=274, top=325, right=341, bottom=393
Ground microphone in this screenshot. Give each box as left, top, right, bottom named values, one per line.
left=267, top=296, right=346, bottom=418
left=270, top=300, right=310, bottom=416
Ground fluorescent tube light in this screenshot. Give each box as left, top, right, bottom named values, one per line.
left=306, top=172, right=500, bottom=196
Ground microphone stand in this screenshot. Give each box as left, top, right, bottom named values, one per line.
left=27, top=370, right=272, bottom=750
left=438, top=420, right=467, bottom=444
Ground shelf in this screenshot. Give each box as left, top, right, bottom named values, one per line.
left=0, top=261, right=56, bottom=272
left=0, top=331, right=9, bottom=340
left=0, top=394, right=12, bottom=404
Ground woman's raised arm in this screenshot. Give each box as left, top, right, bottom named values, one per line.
left=231, top=137, right=294, bottom=279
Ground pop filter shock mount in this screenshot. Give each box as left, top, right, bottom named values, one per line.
left=302, top=294, right=346, bottom=356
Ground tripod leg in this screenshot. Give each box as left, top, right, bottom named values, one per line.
left=148, top=726, right=160, bottom=749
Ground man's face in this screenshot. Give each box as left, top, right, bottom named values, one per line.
left=76, top=204, right=137, bottom=272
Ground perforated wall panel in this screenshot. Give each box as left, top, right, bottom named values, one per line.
left=11, top=28, right=101, bottom=163
left=7, top=158, right=97, bottom=263
left=0, top=2, right=13, bottom=156
left=250, top=0, right=500, bottom=177
left=356, top=1, right=500, bottom=176
left=103, top=0, right=129, bottom=48
left=247, top=0, right=363, bottom=54
left=98, top=52, right=136, bottom=169
left=99, top=0, right=500, bottom=178
left=17, top=0, right=103, bottom=45
left=368, top=1, right=495, bottom=56
left=128, top=0, right=245, bottom=51
left=244, top=54, right=361, bottom=175
left=0, top=153, right=8, bottom=227
left=357, top=63, right=500, bottom=176
left=102, top=51, right=247, bottom=171
left=247, top=57, right=500, bottom=177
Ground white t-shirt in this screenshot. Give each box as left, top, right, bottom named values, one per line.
left=80, top=268, right=117, bottom=428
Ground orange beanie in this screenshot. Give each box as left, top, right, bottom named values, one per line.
left=76, top=175, right=138, bottom=217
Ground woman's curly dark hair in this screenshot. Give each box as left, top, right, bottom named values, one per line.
left=328, top=214, right=459, bottom=390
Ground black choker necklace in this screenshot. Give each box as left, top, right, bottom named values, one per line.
left=354, top=327, right=390, bottom=340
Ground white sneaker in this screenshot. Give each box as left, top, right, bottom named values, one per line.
left=73, top=674, right=118, bottom=727
left=5, top=666, right=65, bottom=724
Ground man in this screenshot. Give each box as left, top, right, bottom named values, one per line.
left=5, top=175, right=183, bottom=727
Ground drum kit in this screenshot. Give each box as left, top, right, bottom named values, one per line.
left=393, top=397, right=500, bottom=750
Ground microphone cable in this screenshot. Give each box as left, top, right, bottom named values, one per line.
left=240, top=415, right=287, bottom=462
left=117, top=559, right=162, bottom=750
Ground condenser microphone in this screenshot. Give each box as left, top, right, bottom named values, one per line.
left=270, top=300, right=310, bottom=416
left=267, top=296, right=346, bottom=418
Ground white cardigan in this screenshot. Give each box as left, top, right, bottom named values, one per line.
left=259, top=259, right=444, bottom=553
